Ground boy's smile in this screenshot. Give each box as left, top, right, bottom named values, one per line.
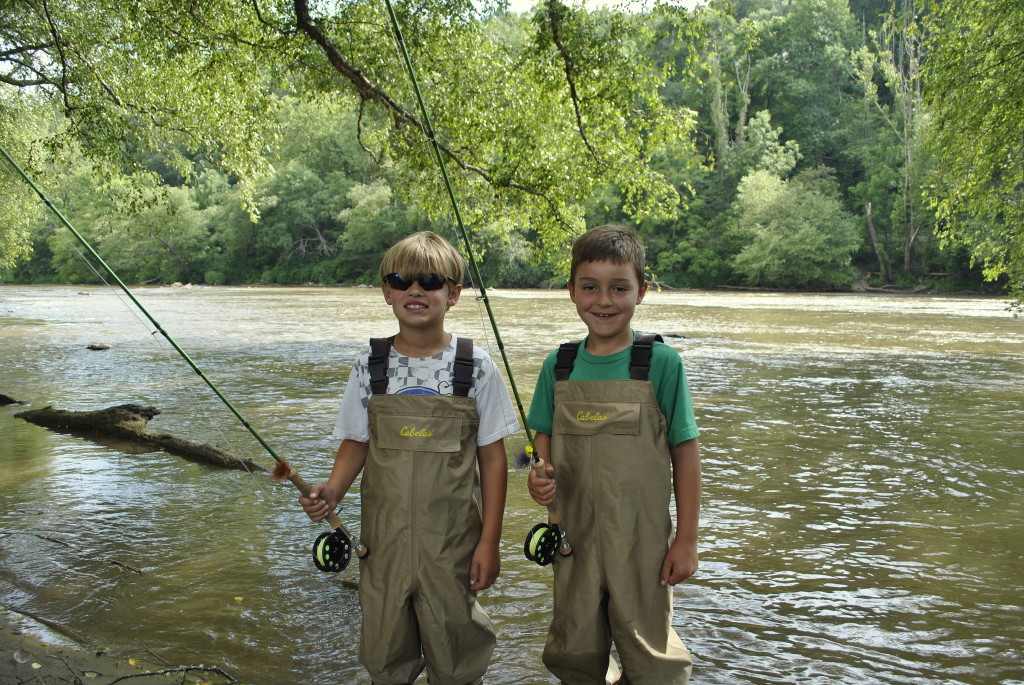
left=568, top=259, right=648, bottom=355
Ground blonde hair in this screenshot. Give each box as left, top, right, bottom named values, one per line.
left=379, top=231, right=465, bottom=284
left=570, top=225, right=646, bottom=285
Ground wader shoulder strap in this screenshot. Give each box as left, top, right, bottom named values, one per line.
left=368, top=336, right=394, bottom=395
left=554, top=341, right=582, bottom=382
left=630, top=332, right=664, bottom=381
left=452, top=336, right=474, bottom=398
left=553, top=334, right=663, bottom=382
left=369, top=336, right=474, bottom=397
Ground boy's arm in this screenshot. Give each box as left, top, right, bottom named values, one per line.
left=661, top=437, right=701, bottom=586
left=298, top=438, right=369, bottom=522
left=471, top=438, right=508, bottom=591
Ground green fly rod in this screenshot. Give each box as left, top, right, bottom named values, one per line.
left=0, top=142, right=365, bottom=570
left=382, top=0, right=536, bottom=454
left=382, top=4, right=573, bottom=561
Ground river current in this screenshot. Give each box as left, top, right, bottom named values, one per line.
left=1, top=285, right=1022, bottom=684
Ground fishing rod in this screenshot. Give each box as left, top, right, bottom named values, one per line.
left=382, top=2, right=572, bottom=563
left=524, top=452, right=570, bottom=565
left=0, top=143, right=364, bottom=573
left=381, top=0, right=531, bottom=449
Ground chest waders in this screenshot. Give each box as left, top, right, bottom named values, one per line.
left=543, top=335, right=692, bottom=685
left=358, top=337, right=494, bottom=685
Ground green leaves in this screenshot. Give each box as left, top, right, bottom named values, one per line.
left=2, top=0, right=1016, bottom=298
left=0, top=92, right=48, bottom=270
left=2, top=0, right=699, bottom=275
left=730, top=169, right=860, bottom=289
left=925, top=0, right=1024, bottom=308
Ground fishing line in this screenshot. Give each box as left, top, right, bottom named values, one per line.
left=382, top=2, right=572, bottom=562
left=65, top=241, right=262, bottom=485
left=382, top=0, right=532, bottom=450
left=0, top=142, right=364, bottom=572
left=13, top=166, right=262, bottom=487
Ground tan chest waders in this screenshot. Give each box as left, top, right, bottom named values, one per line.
left=358, top=337, right=494, bottom=685
left=543, top=335, right=692, bottom=685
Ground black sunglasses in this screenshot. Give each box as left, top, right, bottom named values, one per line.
left=382, top=273, right=455, bottom=292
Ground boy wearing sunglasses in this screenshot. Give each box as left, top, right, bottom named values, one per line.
left=300, top=231, right=518, bottom=685
left=527, top=225, right=700, bottom=684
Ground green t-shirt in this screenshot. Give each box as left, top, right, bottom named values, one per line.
left=527, top=334, right=700, bottom=447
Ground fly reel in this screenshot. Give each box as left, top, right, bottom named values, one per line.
left=312, top=528, right=353, bottom=572
left=524, top=522, right=561, bottom=566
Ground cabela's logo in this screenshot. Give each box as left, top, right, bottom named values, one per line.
left=576, top=410, right=608, bottom=422
left=401, top=426, right=434, bottom=438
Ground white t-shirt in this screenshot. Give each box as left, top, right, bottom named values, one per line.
left=333, top=335, right=520, bottom=447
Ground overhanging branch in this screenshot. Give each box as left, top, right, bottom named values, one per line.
left=290, top=0, right=570, bottom=227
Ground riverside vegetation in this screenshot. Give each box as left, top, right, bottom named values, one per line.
left=0, top=0, right=1020, bottom=306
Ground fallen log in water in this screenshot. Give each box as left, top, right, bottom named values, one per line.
left=14, top=403, right=265, bottom=472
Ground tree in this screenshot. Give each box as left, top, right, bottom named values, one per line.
left=848, top=2, right=935, bottom=283
left=925, top=0, right=1024, bottom=308
left=729, top=168, right=860, bottom=289
left=42, top=170, right=212, bottom=284
left=1, top=0, right=279, bottom=208
left=0, top=91, right=49, bottom=270
left=1, top=0, right=700, bottom=272
left=749, top=0, right=861, bottom=170
left=643, top=107, right=800, bottom=288
left=691, top=1, right=759, bottom=185
left=336, top=181, right=410, bottom=282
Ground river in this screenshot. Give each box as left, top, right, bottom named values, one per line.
left=1, top=284, right=1022, bottom=684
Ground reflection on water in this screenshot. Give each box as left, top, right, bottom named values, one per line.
left=1, top=285, right=1022, bottom=684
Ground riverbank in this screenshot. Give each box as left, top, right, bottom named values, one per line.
left=1, top=607, right=219, bottom=684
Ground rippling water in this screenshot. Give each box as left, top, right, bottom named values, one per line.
left=1, top=285, right=1022, bottom=684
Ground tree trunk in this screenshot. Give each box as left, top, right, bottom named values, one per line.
left=734, top=54, right=752, bottom=148
left=866, top=202, right=893, bottom=284
left=709, top=52, right=729, bottom=178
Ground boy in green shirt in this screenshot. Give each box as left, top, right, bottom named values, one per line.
left=527, top=224, right=701, bottom=684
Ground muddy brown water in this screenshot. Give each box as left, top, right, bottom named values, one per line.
left=1, top=285, right=1022, bottom=684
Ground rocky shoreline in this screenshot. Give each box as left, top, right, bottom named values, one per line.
left=1, top=607, right=233, bottom=685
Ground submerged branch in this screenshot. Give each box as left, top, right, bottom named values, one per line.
left=14, top=404, right=266, bottom=472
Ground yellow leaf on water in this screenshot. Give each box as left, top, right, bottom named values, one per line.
left=128, top=658, right=137, bottom=666
left=233, top=596, right=243, bottom=602
left=31, top=663, right=42, bottom=669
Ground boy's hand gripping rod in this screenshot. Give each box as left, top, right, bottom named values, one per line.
left=524, top=446, right=573, bottom=566
left=1, top=143, right=364, bottom=573
left=270, top=463, right=367, bottom=572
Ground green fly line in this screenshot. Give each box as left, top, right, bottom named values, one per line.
left=0, top=142, right=365, bottom=570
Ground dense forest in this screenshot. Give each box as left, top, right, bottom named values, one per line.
left=0, top=0, right=1021, bottom=305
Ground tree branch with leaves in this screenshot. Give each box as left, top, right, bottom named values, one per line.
left=1, top=0, right=701, bottom=272
left=925, top=0, right=1024, bottom=309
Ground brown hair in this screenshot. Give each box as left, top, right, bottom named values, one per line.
left=570, top=225, right=646, bottom=285
left=379, top=231, right=465, bottom=285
